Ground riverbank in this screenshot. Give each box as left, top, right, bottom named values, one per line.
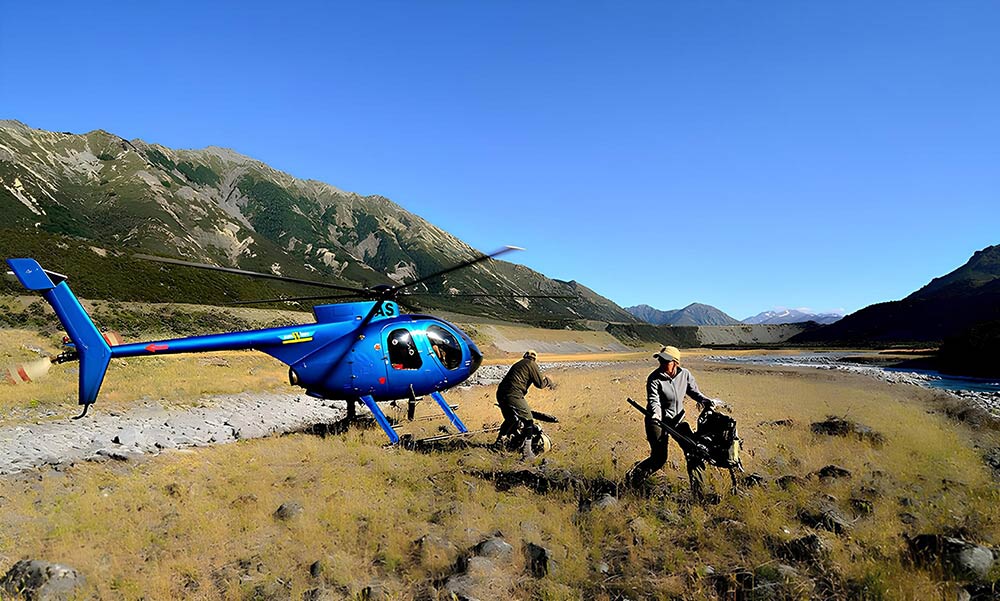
left=706, top=352, right=1000, bottom=419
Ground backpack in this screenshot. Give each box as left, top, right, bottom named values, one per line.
left=695, top=406, right=743, bottom=470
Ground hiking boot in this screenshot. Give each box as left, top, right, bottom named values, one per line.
left=520, top=437, right=536, bottom=461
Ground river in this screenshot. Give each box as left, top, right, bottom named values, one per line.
left=706, top=352, right=1000, bottom=416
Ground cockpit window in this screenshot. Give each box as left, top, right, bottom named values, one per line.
left=388, top=328, right=422, bottom=370
left=427, top=325, right=462, bottom=370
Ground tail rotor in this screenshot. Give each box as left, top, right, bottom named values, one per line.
left=2, top=356, right=53, bottom=385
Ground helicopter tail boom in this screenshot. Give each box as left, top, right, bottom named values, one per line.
left=5, top=259, right=112, bottom=408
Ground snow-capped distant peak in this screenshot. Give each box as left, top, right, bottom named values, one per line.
left=742, top=308, right=844, bottom=325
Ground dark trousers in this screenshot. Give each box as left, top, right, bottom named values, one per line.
left=496, top=394, right=534, bottom=447
left=628, top=417, right=706, bottom=497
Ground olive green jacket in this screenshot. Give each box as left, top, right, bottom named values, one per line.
left=497, top=358, right=550, bottom=400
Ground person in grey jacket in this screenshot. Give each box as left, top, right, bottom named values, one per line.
left=625, top=345, right=716, bottom=498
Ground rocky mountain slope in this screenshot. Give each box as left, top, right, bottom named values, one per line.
left=626, top=302, right=739, bottom=326
left=0, top=120, right=634, bottom=324
left=792, top=245, right=1000, bottom=345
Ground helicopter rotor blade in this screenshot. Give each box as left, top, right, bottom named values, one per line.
left=391, top=246, right=523, bottom=295
left=399, top=293, right=578, bottom=299
left=134, top=254, right=374, bottom=296
left=226, top=293, right=367, bottom=306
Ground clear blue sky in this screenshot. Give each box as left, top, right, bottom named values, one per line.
left=2, top=1, right=998, bottom=319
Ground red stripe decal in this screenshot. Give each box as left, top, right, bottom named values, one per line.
left=16, top=365, right=31, bottom=383
left=145, top=344, right=169, bottom=353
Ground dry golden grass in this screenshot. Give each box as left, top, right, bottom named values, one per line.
left=0, top=352, right=996, bottom=599
left=0, top=329, right=294, bottom=424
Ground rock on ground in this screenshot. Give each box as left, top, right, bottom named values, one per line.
left=0, top=560, right=85, bottom=601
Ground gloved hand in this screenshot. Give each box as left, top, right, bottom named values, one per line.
left=546, top=378, right=558, bottom=390
left=701, top=398, right=730, bottom=411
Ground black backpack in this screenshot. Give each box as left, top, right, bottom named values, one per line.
left=695, top=407, right=743, bottom=470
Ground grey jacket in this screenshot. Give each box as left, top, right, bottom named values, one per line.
left=646, top=366, right=712, bottom=423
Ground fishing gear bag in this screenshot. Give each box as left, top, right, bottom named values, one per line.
left=694, top=406, right=742, bottom=470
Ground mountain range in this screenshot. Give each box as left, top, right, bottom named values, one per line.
left=792, top=244, right=1000, bottom=346
left=627, top=304, right=843, bottom=326
left=743, top=308, right=843, bottom=325
left=0, top=120, right=633, bottom=324
left=625, top=303, right=740, bottom=326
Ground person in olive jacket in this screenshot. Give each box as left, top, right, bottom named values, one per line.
left=626, top=345, right=716, bottom=499
left=495, top=350, right=555, bottom=458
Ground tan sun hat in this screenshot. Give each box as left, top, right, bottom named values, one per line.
left=523, top=349, right=538, bottom=360
left=653, top=345, right=681, bottom=363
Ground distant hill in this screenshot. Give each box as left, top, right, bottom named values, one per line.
left=0, top=120, right=635, bottom=325
left=626, top=303, right=740, bottom=326
left=792, top=245, right=1000, bottom=344
left=938, top=319, right=1000, bottom=378
left=743, top=308, right=843, bottom=325
left=606, top=322, right=814, bottom=347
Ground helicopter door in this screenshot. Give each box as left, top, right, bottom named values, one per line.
left=386, top=328, right=423, bottom=371
left=349, top=336, right=388, bottom=396
left=426, top=325, right=463, bottom=372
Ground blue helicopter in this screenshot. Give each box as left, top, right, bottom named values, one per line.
left=4, top=246, right=551, bottom=443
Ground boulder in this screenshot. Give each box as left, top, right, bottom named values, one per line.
left=797, top=499, right=853, bottom=535
left=813, top=465, right=852, bottom=481
left=964, top=580, right=1000, bottom=600
left=412, top=534, right=459, bottom=570
left=524, top=543, right=554, bottom=578
left=985, top=448, right=1000, bottom=480
left=810, top=416, right=885, bottom=446
left=473, top=537, right=513, bottom=562
left=308, top=560, right=323, bottom=579
left=302, top=588, right=340, bottom=601
left=850, top=497, right=875, bottom=517
left=445, top=556, right=510, bottom=600
left=776, top=475, right=806, bottom=490
left=274, top=501, right=304, bottom=521
left=580, top=492, right=619, bottom=511
left=0, top=560, right=86, bottom=601
left=776, top=534, right=830, bottom=563
left=908, top=534, right=996, bottom=581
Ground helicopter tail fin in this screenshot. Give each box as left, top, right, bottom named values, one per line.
left=5, top=258, right=112, bottom=408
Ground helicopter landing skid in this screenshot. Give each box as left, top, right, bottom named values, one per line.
left=431, top=391, right=468, bottom=434
left=357, top=392, right=468, bottom=445
left=359, top=395, right=400, bottom=444
left=398, top=425, right=501, bottom=450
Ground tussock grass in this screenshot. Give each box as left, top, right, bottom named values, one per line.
left=0, top=347, right=997, bottom=598
left=0, top=328, right=293, bottom=423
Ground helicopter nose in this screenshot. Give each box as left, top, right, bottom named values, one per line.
left=468, top=341, right=483, bottom=375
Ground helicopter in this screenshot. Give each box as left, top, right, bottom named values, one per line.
left=4, top=246, right=566, bottom=443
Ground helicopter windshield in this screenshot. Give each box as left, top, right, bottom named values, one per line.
left=388, top=328, right=422, bottom=370
left=427, top=325, right=462, bottom=370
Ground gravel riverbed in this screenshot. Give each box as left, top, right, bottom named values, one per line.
left=706, top=354, right=1000, bottom=418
